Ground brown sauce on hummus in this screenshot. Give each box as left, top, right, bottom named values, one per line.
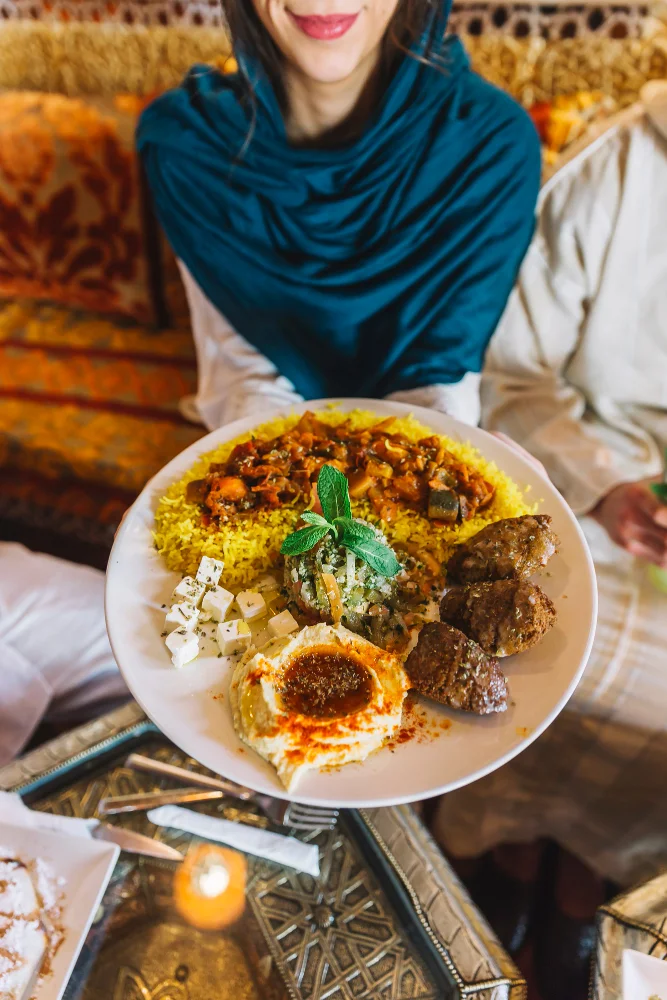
left=281, top=649, right=373, bottom=719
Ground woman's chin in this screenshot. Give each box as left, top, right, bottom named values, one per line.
left=290, top=52, right=371, bottom=86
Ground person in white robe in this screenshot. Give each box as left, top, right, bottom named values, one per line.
left=0, top=543, right=128, bottom=766
left=433, top=81, right=667, bottom=887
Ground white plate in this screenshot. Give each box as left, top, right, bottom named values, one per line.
left=106, top=397, right=596, bottom=808
left=0, top=821, right=119, bottom=999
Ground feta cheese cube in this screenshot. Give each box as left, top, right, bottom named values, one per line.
left=268, top=609, right=299, bottom=638
left=165, top=601, right=200, bottom=633
left=172, top=575, right=206, bottom=606
left=202, top=586, right=235, bottom=623
left=165, top=626, right=199, bottom=668
left=236, top=590, right=267, bottom=621
left=196, top=556, right=224, bottom=588
left=216, top=619, right=252, bottom=656
left=254, top=574, right=279, bottom=592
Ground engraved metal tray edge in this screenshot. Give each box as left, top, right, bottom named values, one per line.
left=590, top=872, right=667, bottom=1000
left=358, top=807, right=527, bottom=1000
left=0, top=701, right=153, bottom=795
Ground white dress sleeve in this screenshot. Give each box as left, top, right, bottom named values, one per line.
left=177, top=261, right=304, bottom=431
left=385, top=373, right=482, bottom=427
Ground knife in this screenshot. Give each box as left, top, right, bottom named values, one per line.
left=90, top=822, right=184, bottom=861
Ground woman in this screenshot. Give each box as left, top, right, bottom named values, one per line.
left=434, top=82, right=667, bottom=889
left=137, top=0, right=540, bottom=430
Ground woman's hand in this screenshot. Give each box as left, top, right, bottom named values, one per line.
left=591, top=480, right=667, bottom=567
left=490, top=431, right=549, bottom=480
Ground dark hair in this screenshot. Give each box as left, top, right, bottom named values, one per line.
left=223, top=0, right=442, bottom=105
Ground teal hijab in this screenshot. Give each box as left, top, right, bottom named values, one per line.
left=138, top=7, right=540, bottom=399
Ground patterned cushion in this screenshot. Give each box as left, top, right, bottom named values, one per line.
left=0, top=17, right=665, bottom=107
left=0, top=24, right=233, bottom=97
left=0, top=299, right=203, bottom=541
left=0, top=92, right=163, bottom=324
left=528, top=90, right=619, bottom=173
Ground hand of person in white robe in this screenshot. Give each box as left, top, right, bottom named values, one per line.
left=591, top=479, right=667, bottom=567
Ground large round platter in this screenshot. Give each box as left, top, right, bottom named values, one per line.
left=106, top=398, right=596, bottom=807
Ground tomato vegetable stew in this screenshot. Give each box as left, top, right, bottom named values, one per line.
left=186, top=411, right=495, bottom=526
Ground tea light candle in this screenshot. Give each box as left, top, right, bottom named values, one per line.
left=173, top=844, right=246, bottom=930
left=195, top=859, right=230, bottom=897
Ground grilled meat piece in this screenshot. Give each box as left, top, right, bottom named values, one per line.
left=440, top=579, right=557, bottom=657
left=405, top=622, right=508, bottom=715
left=446, top=515, right=558, bottom=584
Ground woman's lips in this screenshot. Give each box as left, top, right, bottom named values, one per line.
left=289, top=11, right=359, bottom=39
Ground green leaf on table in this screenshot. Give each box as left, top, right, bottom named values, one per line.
left=317, top=464, right=352, bottom=523
left=337, top=520, right=401, bottom=578
left=280, top=524, right=332, bottom=556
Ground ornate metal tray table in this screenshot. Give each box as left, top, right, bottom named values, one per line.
left=0, top=701, right=526, bottom=1000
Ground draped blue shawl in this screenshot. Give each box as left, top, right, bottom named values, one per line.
left=137, top=10, right=540, bottom=399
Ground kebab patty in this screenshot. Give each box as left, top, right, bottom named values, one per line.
left=405, top=622, right=508, bottom=715
left=440, top=579, right=557, bottom=657
left=447, top=515, right=558, bottom=584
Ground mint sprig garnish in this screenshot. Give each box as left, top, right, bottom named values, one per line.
left=280, top=464, right=401, bottom=577
left=337, top=520, right=401, bottom=577
left=651, top=449, right=667, bottom=505
left=281, top=523, right=333, bottom=555
left=317, top=464, right=352, bottom=521
left=300, top=510, right=332, bottom=529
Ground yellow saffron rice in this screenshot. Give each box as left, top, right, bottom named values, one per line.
left=154, top=409, right=536, bottom=587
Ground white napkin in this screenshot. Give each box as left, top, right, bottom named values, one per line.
left=147, top=804, right=320, bottom=877
left=0, top=791, right=95, bottom=838
left=623, top=948, right=667, bottom=998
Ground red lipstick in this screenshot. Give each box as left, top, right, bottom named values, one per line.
left=289, top=11, right=359, bottom=39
